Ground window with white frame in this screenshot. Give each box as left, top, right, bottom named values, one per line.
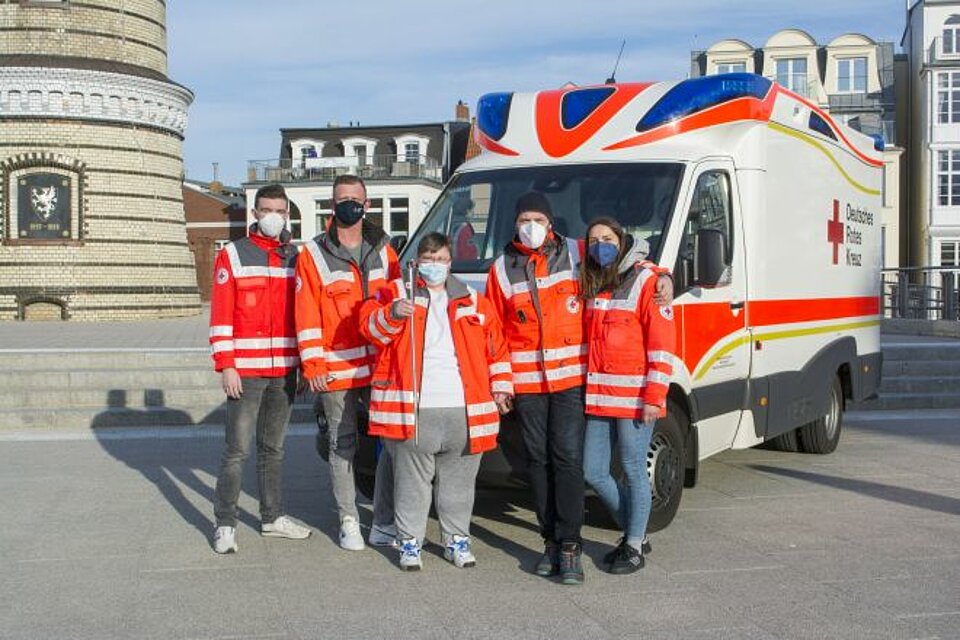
left=937, top=149, right=960, bottom=206
left=940, top=240, right=960, bottom=266
left=943, top=16, right=960, bottom=56
left=776, top=58, right=808, bottom=96
left=716, top=62, right=746, bottom=74
left=937, top=72, right=960, bottom=124
left=837, top=57, right=867, bottom=93
left=394, top=134, right=430, bottom=165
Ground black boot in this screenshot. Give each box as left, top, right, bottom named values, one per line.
left=535, top=541, right=560, bottom=577
left=560, top=542, right=584, bottom=585
left=604, top=536, right=651, bottom=565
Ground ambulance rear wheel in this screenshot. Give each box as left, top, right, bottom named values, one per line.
left=767, top=429, right=800, bottom=452
left=646, top=402, right=686, bottom=533
left=799, top=376, right=843, bottom=454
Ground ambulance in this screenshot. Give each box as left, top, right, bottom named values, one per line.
left=392, top=73, right=884, bottom=531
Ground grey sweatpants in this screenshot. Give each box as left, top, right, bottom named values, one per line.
left=389, top=407, right=482, bottom=544
left=316, top=387, right=394, bottom=526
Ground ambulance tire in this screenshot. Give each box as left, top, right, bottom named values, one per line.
left=646, top=402, right=686, bottom=533
left=767, top=429, right=800, bottom=452
left=798, top=376, right=844, bottom=455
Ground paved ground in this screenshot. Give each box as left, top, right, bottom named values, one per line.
left=1, top=409, right=958, bottom=640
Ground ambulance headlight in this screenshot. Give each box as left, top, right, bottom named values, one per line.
left=637, top=73, right=772, bottom=133
left=477, top=92, right=513, bottom=141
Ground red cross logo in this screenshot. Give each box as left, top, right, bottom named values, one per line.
left=827, top=199, right=844, bottom=265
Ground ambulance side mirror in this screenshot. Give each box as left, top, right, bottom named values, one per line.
left=694, top=228, right=726, bottom=287
left=390, top=235, right=408, bottom=253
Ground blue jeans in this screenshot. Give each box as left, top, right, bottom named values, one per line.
left=583, top=416, right=653, bottom=540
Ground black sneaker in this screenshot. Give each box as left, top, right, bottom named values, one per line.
left=559, top=542, right=584, bottom=585
left=535, top=541, right=560, bottom=577
left=603, top=536, right=652, bottom=565
left=608, top=542, right=645, bottom=575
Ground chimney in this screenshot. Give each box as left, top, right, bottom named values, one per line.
left=455, top=100, right=470, bottom=122
left=209, top=180, right=224, bottom=195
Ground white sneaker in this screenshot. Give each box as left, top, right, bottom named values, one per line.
left=261, top=515, right=312, bottom=540
left=444, top=534, right=476, bottom=568
left=213, top=526, right=238, bottom=554
left=369, top=522, right=398, bottom=547
left=339, top=515, right=365, bottom=551
left=398, top=538, right=422, bottom=571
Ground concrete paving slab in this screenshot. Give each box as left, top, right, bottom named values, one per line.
left=2, top=411, right=959, bottom=639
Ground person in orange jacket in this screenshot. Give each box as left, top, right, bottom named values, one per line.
left=208, top=183, right=312, bottom=554
left=359, top=232, right=513, bottom=571
left=485, top=192, right=672, bottom=585
left=580, top=216, right=676, bottom=575
left=294, top=174, right=401, bottom=551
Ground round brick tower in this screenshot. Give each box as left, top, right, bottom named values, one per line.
left=0, top=0, right=200, bottom=320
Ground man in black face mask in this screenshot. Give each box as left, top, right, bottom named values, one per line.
left=295, top=174, right=402, bottom=551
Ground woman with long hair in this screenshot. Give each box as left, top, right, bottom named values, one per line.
left=579, top=216, right=676, bottom=574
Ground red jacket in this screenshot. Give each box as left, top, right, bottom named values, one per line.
left=294, top=222, right=400, bottom=391
left=358, top=276, right=512, bottom=454
left=485, top=234, right=587, bottom=395
left=209, top=233, right=299, bottom=377
left=585, top=258, right=676, bottom=419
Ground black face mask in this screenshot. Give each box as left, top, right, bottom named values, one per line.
left=334, top=200, right=365, bottom=226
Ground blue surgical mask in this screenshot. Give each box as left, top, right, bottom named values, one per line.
left=588, top=241, right=619, bottom=267
left=418, top=262, right=449, bottom=286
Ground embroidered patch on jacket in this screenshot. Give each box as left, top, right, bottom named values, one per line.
left=566, top=295, right=581, bottom=314
left=216, top=268, right=229, bottom=285
left=660, top=306, right=674, bottom=321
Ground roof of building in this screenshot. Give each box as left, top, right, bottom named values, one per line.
left=183, top=179, right=246, bottom=208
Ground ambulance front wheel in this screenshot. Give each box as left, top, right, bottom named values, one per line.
left=798, top=376, right=844, bottom=455
left=646, top=401, right=687, bottom=533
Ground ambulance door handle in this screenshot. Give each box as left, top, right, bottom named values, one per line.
left=730, top=301, right=744, bottom=310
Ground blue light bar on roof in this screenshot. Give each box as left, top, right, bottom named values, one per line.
left=637, top=73, right=772, bottom=133
left=477, top=92, right=513, bottom=141
left=561, top=87, right=615, bottom=129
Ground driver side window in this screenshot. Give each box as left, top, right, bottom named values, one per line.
left=676, top=170, right=734, bottom=290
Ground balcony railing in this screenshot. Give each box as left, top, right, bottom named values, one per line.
left=882, top=267, right=960, bottom=320
left=247, top=155, right=442, bottom=184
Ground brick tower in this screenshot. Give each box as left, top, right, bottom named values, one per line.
left=0, top=0, right=200, bottom=320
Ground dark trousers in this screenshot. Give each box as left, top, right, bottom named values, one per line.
left=513, top=385, right=586, bottom=544
left=214, top=372, right=296, bottom=527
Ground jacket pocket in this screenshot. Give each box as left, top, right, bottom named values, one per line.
left=325, top=281, right=358, bottom=319
left=235, top=277, right=268, bottom=331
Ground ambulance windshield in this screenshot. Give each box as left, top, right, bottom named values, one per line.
left=403, top=162, right=684, bottom=273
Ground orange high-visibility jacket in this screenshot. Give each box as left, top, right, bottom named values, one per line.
left=358, top=275, right=513, bottom=454
left=485, top=234, right=587, bottom=395
left=584, top=258, right=676, bottom=419
left=209, top=233, right=300, bottom=377
left=294, top=222, right=400, bottom=391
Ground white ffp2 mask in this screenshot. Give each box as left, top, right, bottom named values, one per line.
left=518, top=221, right=548, bottom=249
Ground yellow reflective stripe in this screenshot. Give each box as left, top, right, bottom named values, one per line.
left=767, top=122, right=881, bottom=196
left=693, top=318, right=881, bottom=380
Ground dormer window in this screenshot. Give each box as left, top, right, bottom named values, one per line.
left=837, top=57, right=867, bottom=93
left=776, top=58, right=808, bottom=96
left=394, top=134, right=430, bottom=164
left=716, top=62, right=746, bottom=74
left=944, top=15, right=960, bottom=56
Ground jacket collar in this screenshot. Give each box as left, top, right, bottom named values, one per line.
left=414, top=275, right=471, bottom=302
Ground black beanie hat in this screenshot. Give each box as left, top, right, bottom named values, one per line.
left=514, top=191, right=554, bottom=223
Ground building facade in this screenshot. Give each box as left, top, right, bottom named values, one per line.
left=691, top=29, right=904, bottom=267
left=244, top=105, right=471, bottom=244
left=903, top=0, right=960, bottom=270
left=0, top=0, right=199, bottom=320
left=183, top=179, right=246, bottom=301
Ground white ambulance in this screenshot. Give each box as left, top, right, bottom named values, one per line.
left=394, top=73, right=884, bottom=531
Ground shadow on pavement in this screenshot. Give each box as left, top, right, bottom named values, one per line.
left=750, top=464, right=960, bottom=516
left=92, top=389, right=260, bottom=539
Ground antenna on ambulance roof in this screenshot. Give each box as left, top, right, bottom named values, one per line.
left=605, top=40, right=626, bottom=85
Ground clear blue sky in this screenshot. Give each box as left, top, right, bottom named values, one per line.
left=167, top=0, right=907, bottom=187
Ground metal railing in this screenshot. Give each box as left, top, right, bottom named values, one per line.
left=882, top=267, right=960, bottom=320
left=246, top=155, right=443, bottom=184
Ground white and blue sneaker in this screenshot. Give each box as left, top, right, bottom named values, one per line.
left=443, top=534, right=476, bottom=568
left=398, top=537, right=422, bottom=571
